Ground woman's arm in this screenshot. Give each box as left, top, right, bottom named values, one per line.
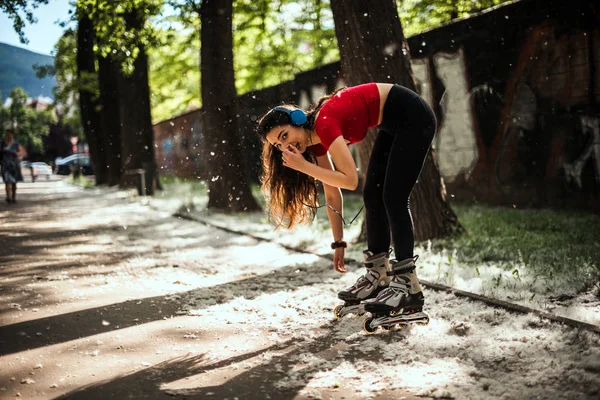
left=283, top=136, right=358, bottom=190
left=316, top=154, right=347, bottom=273
left=316, top=154, right=344, bottom=241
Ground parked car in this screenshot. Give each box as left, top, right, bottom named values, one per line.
left=54, top=154, right=93, bottom=176
left=20, top=161, right=52, bottom=181
left=31, top=162, right=53, bottom=180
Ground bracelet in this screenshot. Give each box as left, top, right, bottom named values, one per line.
left=331, top=240, right=347, bottom=249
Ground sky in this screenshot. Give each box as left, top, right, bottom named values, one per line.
left=0, top=0, right=74, bottom=56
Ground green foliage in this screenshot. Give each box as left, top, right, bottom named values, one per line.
left=233, top=0, right=339, bottom=94
left=34, top=29, right=86, bottom=138
left=39, top=30, right=82, bottom=109
left=38, top=0, right=167, bottom=132
left=41, top=0, right=518, bottom=126
left=78, top=0, right=164, bottom=75
left=152, top=0, right=517, bottom=122
left=69, top=173, right=95, bottom=188
left=0, top=87, right=57, bottom=152
left=429, top=203, right=600, bottom=288
left=398, top=0, right=512, bottom=37
left=157, top=0, right=339, bottom=119
left=41, top=1, right=169, bottom=124
left=148, top=25, right=201, bottom=123
left=50, top=30, right=79, bottom=106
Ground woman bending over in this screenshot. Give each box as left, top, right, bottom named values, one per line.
left=257, top=83, right=436, bottom=330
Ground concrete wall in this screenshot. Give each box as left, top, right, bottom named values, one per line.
left=154, top=0, right=599, bottom=212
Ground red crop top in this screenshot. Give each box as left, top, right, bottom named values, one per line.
left=308, top=83, right=380, bottom=157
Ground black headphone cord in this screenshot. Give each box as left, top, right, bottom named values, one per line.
left=301, top=200, right=364, bottom=226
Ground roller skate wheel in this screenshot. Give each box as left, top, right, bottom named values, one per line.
left=333, top=305, right=344, bottom=320
left=363, top=317, right=377, bottom=334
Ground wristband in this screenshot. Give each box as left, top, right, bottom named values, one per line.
left=331, top=240, right=347, bottom=249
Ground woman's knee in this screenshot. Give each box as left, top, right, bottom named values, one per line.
left=382, top=186, right=410, bottom=213
left=363, top=188, right=380, bottom=210
left=363, top=178, right=383, bottom=206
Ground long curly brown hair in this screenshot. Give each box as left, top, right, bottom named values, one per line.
left=256, top=88, right=345, bottom=229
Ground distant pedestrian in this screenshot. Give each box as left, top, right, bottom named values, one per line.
left=1, top=128, right=27, bottom=203
left=30, top=163, right=36, bottom=182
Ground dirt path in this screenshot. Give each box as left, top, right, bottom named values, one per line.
left=0, top=180, right=599, bottom=400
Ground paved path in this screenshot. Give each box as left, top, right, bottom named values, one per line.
left=0, top=180, right=425, bottom=399
left=1, top=180, right=599, bottom=400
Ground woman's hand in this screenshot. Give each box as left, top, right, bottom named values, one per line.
left=282, top=145, right=307, bottom=172
left=333, top=247, right=346, bottom=273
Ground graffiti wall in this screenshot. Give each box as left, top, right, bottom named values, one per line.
left=414, top=49, right=480, bottom=182
left=405, top=0, right=599, bottom=211
left=153, top=0, right=599, bottom=211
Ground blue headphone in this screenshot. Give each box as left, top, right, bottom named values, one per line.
left=272, top=106, right=307, bottom=127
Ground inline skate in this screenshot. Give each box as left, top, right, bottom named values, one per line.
left=362, top=256, right=430, bottom=333
left=333, top=250, right=390, bottom=319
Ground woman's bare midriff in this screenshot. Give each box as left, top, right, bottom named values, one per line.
left=376, top=83, right=394, bottom=125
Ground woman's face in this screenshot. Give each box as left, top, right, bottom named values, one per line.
left=4, top=131, right=14, bottom=142
left=265, top=124, right=309, bottom=153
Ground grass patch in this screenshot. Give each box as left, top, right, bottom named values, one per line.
left=156, top=175, right=210, bottom=203
left=428, top=203, right=600, bottom=292
left=68, top=175, right=96, bottom=188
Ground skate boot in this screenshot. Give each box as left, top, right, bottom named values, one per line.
left=362, top=256, right=430, bottom=333
left=333, top=250, right=391, bottom=319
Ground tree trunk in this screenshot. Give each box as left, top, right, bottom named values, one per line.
left=118, top=9, right=157, bottom=195
left=97, top=54, right=122, bottom=186
left=199, top=0, right=260, bottom=212
left=330, top=0, right=462, bottom=241
left=76, top=9, right=106, bottom=185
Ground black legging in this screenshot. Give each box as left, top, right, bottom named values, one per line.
left=363, top=84, right=437, bottom=260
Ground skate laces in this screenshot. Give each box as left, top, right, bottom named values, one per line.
left=353, top=269, right=379, bottom=288
left=377, top=274, right=411, bottom=298
left=389, top=257, right=417, bottom=295
left=389, top=278, right=411, bottom=293
left=388, top=255, right=419, bottom=265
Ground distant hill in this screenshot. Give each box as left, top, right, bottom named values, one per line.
left=0, top=42, right=56, bottom=102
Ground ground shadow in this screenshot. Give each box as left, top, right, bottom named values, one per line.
left=0, top=252, right=341, bottom=357
left=0, top=185, right=353, bottom=356
left=55, top=319, right=418, bottom=400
